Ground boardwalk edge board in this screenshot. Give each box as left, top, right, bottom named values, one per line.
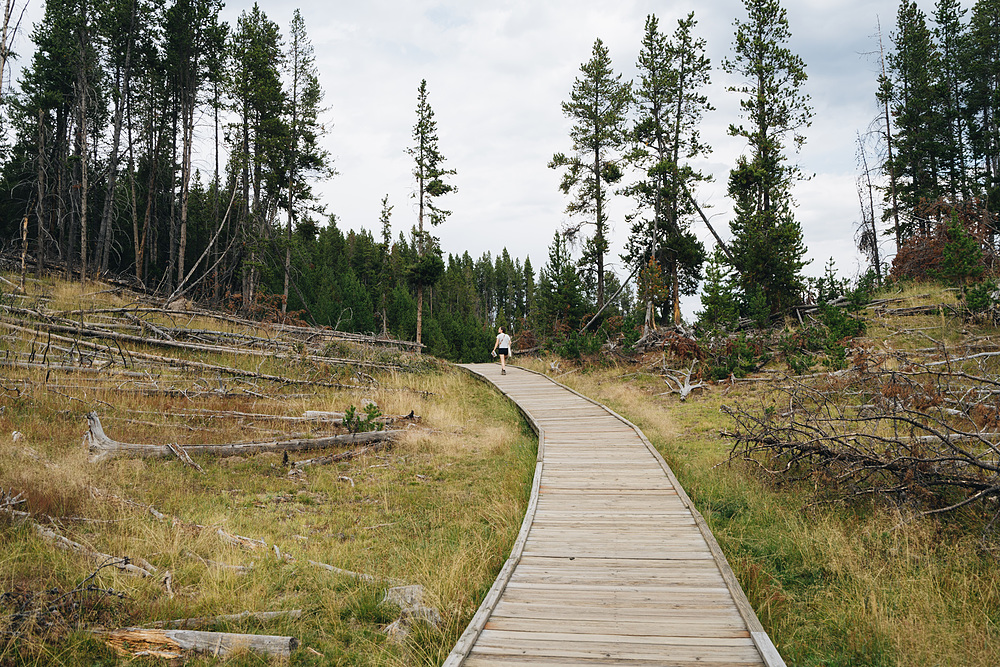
left=445, top=364, right=785, bottom=667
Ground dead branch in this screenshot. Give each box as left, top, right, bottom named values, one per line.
left=0, top=504, right=161, bottom=580
left=84, top=412, right=401, bottom=462
left=166, top=442, right=204, bottom=473
left=92, top=627, right=297, bottom=660
left=289, top=441, right=393, bottom=470
left=659, top=359, right=707, bottom=401
left=0, top=314, right=405, bottom=371
left=874, top=303, right=961, bottom=317
left=722, top=363, right=1000, bottom=521
left=145, top=609, right=302, bottom=630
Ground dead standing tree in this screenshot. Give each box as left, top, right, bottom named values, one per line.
left=722, top=352, right=1000, bottom=525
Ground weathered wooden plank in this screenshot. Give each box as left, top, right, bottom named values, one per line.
left=465, top=656, right=762, bottom=667
left=470, top=634, right=760, bottom=661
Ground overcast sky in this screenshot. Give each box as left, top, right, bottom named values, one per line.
left=22, top=0, right=936, bottom=314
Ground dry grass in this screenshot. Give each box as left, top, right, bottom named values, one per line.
left=0, top=277, right=535, bottom=665
left=516, top=332, right=1000, bottom=667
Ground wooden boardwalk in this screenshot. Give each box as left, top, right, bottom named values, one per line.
left=445, top=363, right=784, bottom=667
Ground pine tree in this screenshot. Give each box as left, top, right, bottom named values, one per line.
left=165, top=0, right=226, bottom=290
left=549, top=38, right=630, bottom=311
left=888, top=0, right=944, bottom=235
left=406, top=79, right=455, bottom=347
left=723, top=0, right=812, bottom=314
left=536, top=232, right=587, bottom=333
left=966, top=0, right=1000, bottom=213
left=626, top=13, right=711, bottom=328
left=933, top=0, right=971, bottom=201
left=282, top=8, right=332, bottom=315
left=228, top=3, right=287, bottom=310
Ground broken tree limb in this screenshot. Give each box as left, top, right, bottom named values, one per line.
left=681, top=180, right=736, bottom=269
left=659, top=359, right=707, bottom=401
left=15, top=516, right=158, bottom=578
left=290, top=441, right=393, bottom=470
left=93, top=627, right=298, bottom=660
left=167, top=441, right=205, bottom=473
left=0, top=315, right=405, bottom=371
left=84, top=412, right=401, bottom=462
left=0, top=319, right=435, bottom=395
left=146, top=609, right=303, bottom=630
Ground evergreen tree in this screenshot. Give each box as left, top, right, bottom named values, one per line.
left=536, top=232, right=587, bottom=333
left=966, top=0, right=1000, bottom=214
left=626, top=13, right=710, bottom=328
left=697, top=249, right=740, bottom=330
left=406, top=78, right=455, bottom=347
left=228, top=3, right=287, bottom=310
left=937, top=212, right=984, bottom=286
left=723, top=0, right=812, bottom=314
left=888, top=0, right=944, bottom=236
left=933, top=0, right=971, bottom=201
left=164, top=0, right=226, bottom=290
left=549, top=38, right=630, bottom=310
left=282, top=8, right=331, bottom=315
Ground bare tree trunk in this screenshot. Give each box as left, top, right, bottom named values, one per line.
left=672, top=264, right=681, bottom=325
left=212, top=81, right=221, bottom=304
left=76, top=20, right=89, bottom=283
left=19, top=214, right=28, bottom=290
left=177, top=100, right=192, bottom=287
left=594, top=146, right=604, bottom=310
left=166, top=107, right=178, bottom=292
left=97, top=11, right=134, bottom=275
left=35, top=109, right=46, bottom=278
left=416, top=285, right=423, bottom=345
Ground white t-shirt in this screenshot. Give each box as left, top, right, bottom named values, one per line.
left=496, top=332, right=511, bottom=350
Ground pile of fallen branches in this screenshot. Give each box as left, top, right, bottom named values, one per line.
left=722, top=350, right=1000, bottom=522
left=1, top=559, right=129, bottom=645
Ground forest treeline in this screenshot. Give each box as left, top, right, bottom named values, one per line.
left=0, top=0, right=998, bottom=363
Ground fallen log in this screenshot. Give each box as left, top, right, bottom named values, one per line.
left=94, top=627, right=298, bottom=660
left=84, top=412, right=401, bottom=462
left=146, top=609, right=303, bottom=630
left=1, top=314, right=404, bottom=371
left=33, top=523, right=159, bottom=578
left=290, top=442, right=392, bottom=470
left=0, top=504, right=161, bottom=580
left=874, top=303, right=961, bottom=317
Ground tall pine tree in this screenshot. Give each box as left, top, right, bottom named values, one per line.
left=722, top=0, right=812, bottom=314
left=549, top=38, right=630, bottom=311
left=626, top=13, right=711, bottom=328
left=406, top=79, right=455, bottom=347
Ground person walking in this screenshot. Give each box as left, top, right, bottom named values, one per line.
left=492, top=326, right=512, bottom=375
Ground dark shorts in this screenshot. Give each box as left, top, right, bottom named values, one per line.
left=498, top=348, right=509, bottom=356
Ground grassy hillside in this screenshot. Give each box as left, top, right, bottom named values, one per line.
left=0, top=276, right=536, bottom=665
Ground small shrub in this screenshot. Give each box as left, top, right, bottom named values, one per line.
left=744, top=285, right=771, bottom=330
left=964, top=280, right=996, bottom=315
left=704, top=334, right=770, bottom=380
left=343, top=403, right=383, bottom=433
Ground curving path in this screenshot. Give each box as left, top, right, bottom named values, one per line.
left=444, top=363, right=784, bottom=667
